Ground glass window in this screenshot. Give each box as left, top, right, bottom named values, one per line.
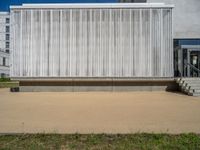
left=6, top=34, right=9, bottom=40
left=1, top=73, right=5, bottom=78
left=3, top=57, right=6, bottom=66
left=6, top=18, right=10, bottom=24
left=6, top=26, right=9, bottom=32
left=6, top=49, right=9, bottom=53
left=6, top=42, right=9, bottom=48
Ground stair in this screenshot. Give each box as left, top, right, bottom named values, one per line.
left=176, top=78, right=200, bottom=96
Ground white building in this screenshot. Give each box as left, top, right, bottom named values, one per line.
left=147, top=0, right=200, bottom=77
left=10, top=3, right=173, bottom=78
left=8, top=3, right=200, bottom=93
left=0, top=12, right=10, bottom=78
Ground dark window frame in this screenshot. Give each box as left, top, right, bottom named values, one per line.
left=3, top=57, right=6, bottom=66
left=5, top=34, right=9, bottom=41
left=6, top=42, right=9, bottom=48
left=6, top=18, right=10, bottom=24
left=5, top=26, right=10, bottom=33
left=5, top=49, right=9, bottom=53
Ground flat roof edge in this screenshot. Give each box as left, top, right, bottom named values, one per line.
left=10, top=3, right=174, bottom=9
left=0, top=12, right=9, bottom=15
left=181, top=45, right=200, bottom=49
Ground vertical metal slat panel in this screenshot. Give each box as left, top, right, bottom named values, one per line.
left=11, top=7, right=173, bottom=78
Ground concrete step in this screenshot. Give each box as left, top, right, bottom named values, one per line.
left=181, top=78, right=200, bottom=82
left=178, top=78, right=200, bottom=96
left=184, top=86, right=200, bottom=93
left=189, top=86, right=200, bottom=90
left=188, top=86, right=200, bottom=89
left=177, top=80, right=200, bottom=86
left=176, top=78, right=182, bottom=83
left=193, top=93, right=200, bottom=97
left=189, top=92, right=200, bottom=97
left=188, top=89, right=200, bottom=93
left=182, top=84, right=200, bottom=90
left=179, top=81, right=188, bottom=87
left=194, top=89, right=200, bottom=93
left=184, top=82, right=200, bottom=85
left=179, top=80, right=200, bottom=85
left=184, top=81, right=200, bottom=85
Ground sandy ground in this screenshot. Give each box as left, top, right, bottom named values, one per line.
left=0, top=88, right=200, bottom=134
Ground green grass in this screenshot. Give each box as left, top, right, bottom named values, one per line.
left=0, top=78, right=19, bottom=88
left=0, top=133, right=200, bottom=150
left=0, top=82, right=19, bottom=88
left=0, top=78, right=10, bottom=82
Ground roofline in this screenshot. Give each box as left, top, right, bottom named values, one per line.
left=0, top=12, right=9, bottom=15
left=10, top=3, right=174, bottom=9
left=180, top=45, right=200, bottom=49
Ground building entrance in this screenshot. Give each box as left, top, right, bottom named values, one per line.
left=175, top=45, right=200, bottom=77
left=189, top=51, right=200, bottom=77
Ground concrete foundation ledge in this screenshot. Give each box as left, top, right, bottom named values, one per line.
left=16, top=78, right=179, bottom=92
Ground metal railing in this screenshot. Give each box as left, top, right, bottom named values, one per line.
left=184, top=62, right=200, bottom=77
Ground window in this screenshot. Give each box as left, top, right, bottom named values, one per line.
left=6, top=26, right=9, bottom=33
left=6, top=34, right=9, bottom=41
left=3, top=57, right=6, bottom=66
left=6, top=42, right=9, bottom=48
left=174, top=39, right=200, bottom=77
left=1, top=73, right=5, bottom=78
left=6, top=18, right=10, bottom=24
left=6, top=49, right=9, bottom=53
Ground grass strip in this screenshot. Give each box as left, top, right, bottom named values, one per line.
left=0, top=133, right=200, bottom=150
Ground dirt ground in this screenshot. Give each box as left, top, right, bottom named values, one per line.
left=0, top=88, right=200, bottom=134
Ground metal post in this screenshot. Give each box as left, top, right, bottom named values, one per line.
left=198, top=52, right=200, bottom=77
left=187, top=49, right=190, bottom=77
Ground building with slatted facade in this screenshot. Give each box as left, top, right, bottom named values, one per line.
left=10, top=3, right=175, bottom=91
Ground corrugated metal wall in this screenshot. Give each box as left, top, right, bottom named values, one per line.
left=11, top=8, right=173, bottom=78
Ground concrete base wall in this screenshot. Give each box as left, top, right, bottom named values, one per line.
left=17, top=79, right=179, bottom=92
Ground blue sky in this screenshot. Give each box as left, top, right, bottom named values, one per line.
left=0, top=0, right=117, bottom=11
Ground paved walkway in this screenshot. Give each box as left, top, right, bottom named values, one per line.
left=0, top=88, right=200, bottom=134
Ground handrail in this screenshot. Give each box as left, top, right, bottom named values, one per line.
left=185, top=62, right=200, bottom=73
